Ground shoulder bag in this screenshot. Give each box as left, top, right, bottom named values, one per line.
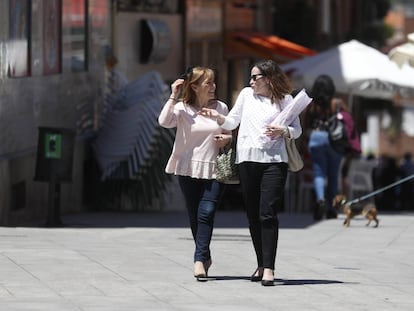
left=284, top=137, right=304, bottom=172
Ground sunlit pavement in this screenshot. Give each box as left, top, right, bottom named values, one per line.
left=0, top=210, right=413, bottom=310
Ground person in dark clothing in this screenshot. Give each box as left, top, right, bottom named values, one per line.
left=399, top=152, right=414, bottom=210
left=372, top=155, right=398, bottom=210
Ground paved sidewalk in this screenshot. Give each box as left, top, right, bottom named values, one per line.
left=0, top=210, right=413, bottom=310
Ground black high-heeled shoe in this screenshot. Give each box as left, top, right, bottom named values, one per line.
left=194, top=261, right=207, bottom=281
left=250, top=268, right=263, bottom=282
left=204, top=258, right=212, bottom=276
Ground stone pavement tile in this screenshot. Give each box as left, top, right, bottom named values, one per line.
left=1, top=283, right=59, bottom=299
left=0, top=300, right=82, bottom=311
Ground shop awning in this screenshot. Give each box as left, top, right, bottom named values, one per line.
left=225, top=31, right=316, bottom=63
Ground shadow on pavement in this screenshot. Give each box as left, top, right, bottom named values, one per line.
left=275, top=278, right=347, bottom=285
left=60, top=211, right=316, bottom=229
left=200, top=276, right=347, bottom=286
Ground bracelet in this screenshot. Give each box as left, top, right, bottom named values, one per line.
left=169, top=97, right=178, bottom=101
left=283, top=126, right=289, bottom=137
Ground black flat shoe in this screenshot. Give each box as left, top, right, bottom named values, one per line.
left=250, top=268, right=263, bottom=282
left=313, top=200, right=326, bottom=221
left=326, top=210, right=338, bottom=219
left=261, top=279, right=275, bottom=286
left=251, top=275, right=263, bottom=282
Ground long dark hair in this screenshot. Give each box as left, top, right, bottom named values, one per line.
left=254, top=60, right=292, bottom=102
left=304, top=74, right=336, bottom=129
left=310, top=74, right=336, bottom=112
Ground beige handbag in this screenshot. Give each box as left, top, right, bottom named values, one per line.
left=284, top=138, right=304, bottom=172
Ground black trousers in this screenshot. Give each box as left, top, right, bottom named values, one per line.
left=239, top=161, right=288, bottom=270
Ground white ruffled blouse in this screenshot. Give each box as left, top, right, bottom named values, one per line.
left=221, top=87, right=302, bottom=164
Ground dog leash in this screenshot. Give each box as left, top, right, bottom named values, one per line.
left=345, top=173, right=414, bottom=207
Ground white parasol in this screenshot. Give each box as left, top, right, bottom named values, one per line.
left=282, top=40, right=414, bottom=100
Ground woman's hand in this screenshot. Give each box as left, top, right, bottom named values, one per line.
left=198, top=108, right=219, bottom=119
left=198, top=108, right=225, bottom=125
left=170, top=79, right=184, bottom=100
left=264, top=125, right=287, bottom=138
left=214, top=134, right=232, bottom=148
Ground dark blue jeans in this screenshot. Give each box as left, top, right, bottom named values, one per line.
left=238, top=162, right=288, bottom=270
left=178, top=176, right=223, bottom=262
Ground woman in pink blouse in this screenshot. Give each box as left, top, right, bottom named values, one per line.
left=158, top=67, right=231, bottom=281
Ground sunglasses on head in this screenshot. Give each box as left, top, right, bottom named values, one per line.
left=250, top=74, right=265, bottom=81
left=180, top=66, right=194, bottom=80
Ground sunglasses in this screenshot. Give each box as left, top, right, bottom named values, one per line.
left=250, top=74, right=265, bottom=81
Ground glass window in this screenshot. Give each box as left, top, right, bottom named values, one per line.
left=62, top=0, right=88, bottom=72
left=43, top=0, right=61, bottom=75
left=8, top=0, right=31, bottom=78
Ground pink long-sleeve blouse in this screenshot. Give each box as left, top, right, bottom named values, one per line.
left=158, top=100, right=229, bottom=179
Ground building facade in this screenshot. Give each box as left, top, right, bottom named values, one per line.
left=2, top=0, right=408, bottom=223
left=0, top=0, right=111, bottom=225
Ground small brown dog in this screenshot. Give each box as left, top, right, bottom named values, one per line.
left=333, top=195, right=379, bottom=228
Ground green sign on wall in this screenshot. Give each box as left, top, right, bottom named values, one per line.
left=45, top=133, right=62, bottom=159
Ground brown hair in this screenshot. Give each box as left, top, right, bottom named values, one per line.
left=254, top=59, right=292, bottom=102
left=181, top=67, right=215, bottom=106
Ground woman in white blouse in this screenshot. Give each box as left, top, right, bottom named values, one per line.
left=158, top=66, right=231, bottom=281
left=199, top=60, right=302, bottom=286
